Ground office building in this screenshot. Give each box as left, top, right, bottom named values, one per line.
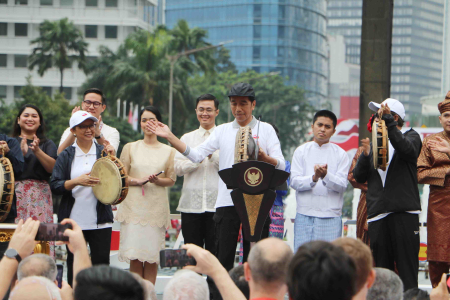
left=328, top=0, right=445, bottom=119
left=0, top=0, right=158, bottom=104
left=165, top=0, right=329, bottom=104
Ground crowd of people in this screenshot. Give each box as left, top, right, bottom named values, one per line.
left=1, top=219, right=449, bottom=300
left=1, top=84, right=450, bottom=299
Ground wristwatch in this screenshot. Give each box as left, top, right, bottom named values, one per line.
left=5, top=248, right=22, bottom=263
left=95, top=133, right=103, bottom=140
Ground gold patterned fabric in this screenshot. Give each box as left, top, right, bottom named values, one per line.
left=348, top=147, right=370, bottom=245
left=437, top=91, right=450, bottom=114
left=418, top=131, right=450, bottom=261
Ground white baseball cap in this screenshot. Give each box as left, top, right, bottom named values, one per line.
left=368, top=98, right=405, bottom=120
left=69, top=111, right=98, bottom=129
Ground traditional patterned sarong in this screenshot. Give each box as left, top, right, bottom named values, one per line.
left=15, top=179, right=54, bottom=257
left=268, top=205, right=284, bottom=239
left=348, top=147, right=370, bottom=246
left=427, top=184, right=450, bottom=262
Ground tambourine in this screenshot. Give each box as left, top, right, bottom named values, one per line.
left=372, top=119, right=389, bottom=171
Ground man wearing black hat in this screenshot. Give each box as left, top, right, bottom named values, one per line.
left=147, top=83, right=285, bottom=271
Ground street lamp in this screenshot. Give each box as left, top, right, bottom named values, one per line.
left=167, top=40, right=233, bottom=130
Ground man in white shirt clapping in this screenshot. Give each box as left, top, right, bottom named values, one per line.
left=290, top=110, right=350, bottom=251
left=174, top=94, right=220, bottom=255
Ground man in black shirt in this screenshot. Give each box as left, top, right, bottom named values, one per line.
left=353, top=99, right=422, bottom=291
left=0, top=134, right=24, bottom=259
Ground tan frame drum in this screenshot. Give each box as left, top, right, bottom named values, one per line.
left=0, top=148, right=14, bottom=223
left=91, top=150, right=128, bottom=205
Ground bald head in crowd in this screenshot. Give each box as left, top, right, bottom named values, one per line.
left=17, top=254, right=57, bottom=283
left=9, top=276, right=61, bottom=300
left=244, top=237, right=293, bottom=300
left=333, top=237, right=376, bottom=300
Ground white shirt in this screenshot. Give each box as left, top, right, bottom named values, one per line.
left=175, top=126, right=220, bottom=213
left=183, top=116, right=285, bottom=208
left=290, top=141, right=351, bottom=218
left=59, top=122, right=120, bottom=153
left=69, top=142, right=112, bottom=230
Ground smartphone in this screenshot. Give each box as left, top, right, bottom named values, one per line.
left=56, top=264, right=63, bottom=288
left=35, top=223, right=72, bottom=242
left=159, top=249, right=196, bottom=268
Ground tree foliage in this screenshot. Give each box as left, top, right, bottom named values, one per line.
left=82, top=20, right=236, bottom=137
left=28, top=18, right=88, bottom=93
left=0, top=79, right=141, bottom=158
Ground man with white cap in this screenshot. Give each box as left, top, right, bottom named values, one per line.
left=353, top=98, right=422, bottom=291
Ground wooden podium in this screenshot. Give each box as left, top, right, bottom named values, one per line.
left=219, top=161, right=289, bottom=242
left=0, top=224, right=50, bottom=254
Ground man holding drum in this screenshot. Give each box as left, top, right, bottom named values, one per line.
left=353, top=98, right=422, bottom=290
left=57, top=88, right=120, bottom=154
left=174, top=94, right=220, bottom=255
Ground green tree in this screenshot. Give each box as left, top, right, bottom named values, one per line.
left=170, top=19, right=216, bottom=75
left=0, top=77, right=72, bottom=143
left=28, top=18, right=88, bottom=93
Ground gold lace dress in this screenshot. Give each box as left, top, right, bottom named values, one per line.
left=116, top=140, right=176, bottom=264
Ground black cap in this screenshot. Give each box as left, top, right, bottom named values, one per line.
left=228, top=82, right=256, bottom=99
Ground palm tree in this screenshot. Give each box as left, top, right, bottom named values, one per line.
left=169, top=19, right=216, bottom=75
left=29, top=18, right=88, bottom=93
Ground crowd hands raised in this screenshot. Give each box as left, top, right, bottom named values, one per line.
left=2, top=220, right=446, bottom=300
left=0, top=218, right=157, bottom=300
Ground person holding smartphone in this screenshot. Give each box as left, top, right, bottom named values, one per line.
left=50, top=111, right=115, bottom=286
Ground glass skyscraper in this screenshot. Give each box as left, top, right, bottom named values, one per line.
left=328, top=0, right=445, bottom=118
left=165, top=0, right=328, bottom=104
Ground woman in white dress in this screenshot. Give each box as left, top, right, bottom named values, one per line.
left=116, top=106, right=176, bottom=284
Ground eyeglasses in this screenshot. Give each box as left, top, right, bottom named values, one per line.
left=78, top=124, right=96, bottom=131
left=196, top=108, right=216, bottom=114
left=83, top=100, right=103, bottom=108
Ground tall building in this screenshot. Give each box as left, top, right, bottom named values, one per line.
left=165, top=0, right=328, bottom=104
left=327, top=0, right=445, bottom=119
left=0, top=0, right=158, bottom=104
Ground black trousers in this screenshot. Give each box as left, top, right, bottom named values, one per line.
left=66, top=227, right=112, bottom=286
left=368, top=213, right=420, bottom=291
left=213, top=206, right=250, bottom=271
left=181, top=212, right=216, bottom=254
